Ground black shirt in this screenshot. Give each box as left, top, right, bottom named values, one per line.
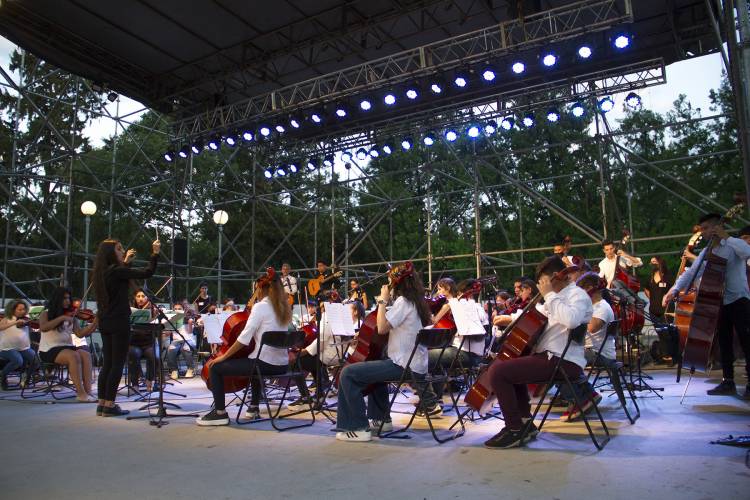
left=98, top=254, right=159, bottom=324
left=646, top=273, right=673, bottom=317
left=195, top=295, right=214, bottom=314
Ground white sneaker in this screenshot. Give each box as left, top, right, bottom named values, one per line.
left=170, top=370, right=179, bottom=380
left=336, top=430, right=372, bottom=442
left=369, top=419, right=393, bottom=435
left=244, top=405, right=261, bottom=420
left=185, top=368, right=194, bottom=378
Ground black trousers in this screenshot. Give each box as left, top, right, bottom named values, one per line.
left=718, top=297, right=750, bottom=381
left=298, top=354, right=329, bottom=397
left=128, top=345, right=156, bottom=384
left=210, top=357, right=301, bottom=411
left=98, top=321, right=131, bottom=401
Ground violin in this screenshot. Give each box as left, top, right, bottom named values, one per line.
left=19, top=316, right=40, bottom=330
left=64, top=307, right=96, bottom=323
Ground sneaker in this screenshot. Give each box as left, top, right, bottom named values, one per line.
left=19, top=373, right=28, bottom=389
left=521, top=420, right=539, bottom=440
left=288, top=396, right=313, bottom=407
left=196, top=409, right=230, bottom=426
left=562, top=392, right=603, bottom=422
left=415, top=404, right=443, bottom=419
left=102, top=404, right=130, bottom=417
left=707, top=379, right=737, bottom=395
left=244, top=405, right=261, bottom=420
left=336, top=430, right=372, bottom=442
left=96, top=405, right=104, bottom=416
left=185, top=368, right=194, bottom=378
left=170, top=370, right=179, bottom=380
left=484, top=427, right=527, bottom=449
left=369, top=419, right=393, bottom=435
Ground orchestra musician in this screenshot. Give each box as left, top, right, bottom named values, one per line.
left=335, top=263, right=432, bottom=442
left=484, top=256, right=592, bottom=449
left=313, top=261, right=341, bottom=300
left=662, top=213, right=750, bottom=397
left=281, top=263, right=298, bottom=303
left=92, top=238, right=160, bottom=417
left=38, top=287, right=99, bottom=403
left=194, top=283, right=214, bottom=314
left=598, top=239, right=643, bottom=287
left=492, top=280, right=537, bottom=326
left=165, top=302, right=195, bottom=379
left=644, top=256, right=675, bottom=365
left=0, top=299, right=39, bottom=390
left=561, top=235, right=574, bottom=266
left=431, top=277, right=457, bottom=324
left=348, top=278, right=369, bottom=310
left=128, top=288, right=157, bottom=393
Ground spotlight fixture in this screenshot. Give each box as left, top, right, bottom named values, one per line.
left=163, top=150, right=175, bottom=162
left=225, top=135, right=237, bottom=147
left=546, top=109, right=560, bottom=123
left=384, top=93, right=397, bottom=106
left=467, top=125, right=480, bottom=138
left=625, top=92, right=642, bottom=110
left=481, top=67, right=496, bottom=82
left=335, top=107, right=347, bottom=118
left=500, top=117, right=514, bottom=131
left=522, top=113, right=535, bottom=128
left=542, top=53, right=557, bottom=67
left=264, top=168, right=273, bottom=179
left=288, top=163, right=298, bottom=173
left=444, top=129, right=458, bottom=142
left=323, top=154, right=334, bottom=167
left=423, top=132, right=437, bottom=146
left=614, top=34, right=631, bottom=49
left=405, top=86, right=419, bottom=100
left=275, top=124, right=285, bottom=133
left=178, top=146, right=189, bottom=159
left=311, top=113, right=323, bottom=124
left=401, top=137, right=413, bottom=150
left=369, top=148, right=379, bottom=158
left=356, top=148, right=368, bottom=160
left=359, top=99, right=372, bottom=111
left=207, top=136, right=221, bottom=150
left=577, top=46, right=592, bottom=59
left=289, top=117, right=301, bottom=129
left=484, top=120, right=497, bottom=135
left=598, top=96, right=615, bottom=113
left=276, top=166, right=286, bottom=177
left=430, top=82, right=443, bottom=94
left=259, top=126, right=271, bottom=137
left=453, top=72, right=469, bottom=88
left=571, top=102, right=585, bottom=118
left=307, top=158, right=318, bottom=170
left=511, top=62, right=525, bottom=74
left=190, top=141, right=203, bottom=155
left=382, top=143, right=394, bottom=155
left=107, top=92, right=118, bottom=102
left=242, top=130, right=254, bottom=141
left=341, top=151, right=352, bottom=162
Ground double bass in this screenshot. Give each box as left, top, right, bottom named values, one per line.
left=465, top=266, right=578, bottom=415
left=673, top=203, right=745, bottom=375
left=610, top=231, right=645, bottom=336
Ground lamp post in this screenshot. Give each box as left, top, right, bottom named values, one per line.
left=213, top=210, right=228, bottom=306
left=80, top=201, right=97, bottom=309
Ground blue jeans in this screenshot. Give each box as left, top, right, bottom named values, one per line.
left=0, top=348, right=38, bottom=379
left=420, top=347, right=479, bottom=408
left=166, top=340, right=194, bottom=371
left=337, top=359, right=415, bottom=431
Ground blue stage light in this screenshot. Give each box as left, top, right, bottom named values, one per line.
left=264, top=169, right=273, bottom=179
left=401, top=138, right=413, bottom=150
left=290, top=118, right=300, bottom=129
left=598, top=97, right=615, bottom=113
left=445, top=129, right=458, bottom=142
left=614, top=35, right=630, bottom=49
left=546, top=109, right=560, bottom=123
left=406, top=88, right=419, bottom=100
left=311, top=113, right=322, bottom=124
left=207, top=136, right=220, bottom=150
left=242, top=130, right=254, bottom=141
left=323, top=155, right=334, bottom=167
left=335, top=107, right=347, bottom=118
left=225, top=135, right=237, bottom=147
left=382, top=143, right=393, bottom=155
left=178, top=147, right=189, bottom=158
left=356, top=148, right=368, bottom=160
left=454, top=75, right=468, bottom=88
left=430, top=83, right=443, bottom=94
left=275, top=124, right=285, bottom=133
left=484, top=120, right=497, bottom=135
left=467, top=125, right=480, bottom=138
left=423, top=132, right=437, bottom=146
left=163, top=151, right=174, bottom=162
left=512, top=62, right=525, bottom=74
left=369, top=148, right=379, bottom=158
left=578, top=46, right=592, bottom=59
left=341, top=151, right=352, bottom=162
left=542, top=54, right=557, bottom=67
left=288, top=163, right=298, bottom=173
left=482, top=68, right=496, bottom=82
left=384, top=93, right=396, bottom=105
left=500, top=117, right=514, bottom=131
left=190, top=142, right=203, bottom=155
left=360, top=99, right=372, bottom=111
left=571, top=102, right=585, bottom=118
left=259, top=126, right=271, bottom=137
left=522, top=114, right=534, bottom=128
left=625, top=92, right=641, bottom=109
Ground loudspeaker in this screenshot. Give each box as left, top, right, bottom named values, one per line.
left=173, top=238, right=187, bottom=266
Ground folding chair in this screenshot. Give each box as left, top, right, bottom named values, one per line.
left=235, top=330, right=316, bottom=431
left=442, top=333, right=494, bottom=419
left=22, top=358, right=76, bottom=400
left=377, top=328, right=465, bottom=444
left=523, top=332, right=610, bottom=450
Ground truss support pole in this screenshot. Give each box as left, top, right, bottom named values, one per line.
left=473, top=154, right=481, bottom=279
left=426, top=185, right=433, bottom=291
left=732, top=0, right=750, bottom=212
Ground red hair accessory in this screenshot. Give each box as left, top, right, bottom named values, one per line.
left=390, top=261, right=414, bottom=286
left=256, top=267, right=276, bottom=288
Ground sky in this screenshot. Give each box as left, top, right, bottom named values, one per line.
left=0, top=34, right=725, bottom=149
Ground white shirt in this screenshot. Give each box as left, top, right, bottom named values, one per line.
left=585, top=299, right=616, bottom=360
left=533, top=283, right=593, bottom=369
left=281, top=275, right=298, bottom=296
left=385, top=296, right=427, bottom=374
left=0, top=318, right=31, bottom=351
left=450, top=299, right=487, bottom=356
left=671, top=237, right=750, bottom=305
left=305, top=312, right=343, bottom=366
left=598, top=255, right=643, bottom=286
left=236, top=297, right=291, bottom=366
left=40, top=317, right=75, bottom=352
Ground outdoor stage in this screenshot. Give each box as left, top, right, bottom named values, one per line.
left=0, top=368, right=747, bottom=500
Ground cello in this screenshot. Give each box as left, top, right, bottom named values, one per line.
left=465, top=266, right=578, bottom=415
left=610, top=231, right=645, bottom=336
left=673, top=203, right=745, bottom=376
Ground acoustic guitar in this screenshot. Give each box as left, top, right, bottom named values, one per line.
left=307, top=270, right=343, bottom=297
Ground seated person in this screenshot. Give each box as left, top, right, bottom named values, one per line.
left=165, top=302, right=196, bottom=379
left=431, top=278, right=457, bottom=324
left=129, top=288, right=156, bottom=392
left=38, top=287, right=98, bottom=402
left=492, top=279, right=538, bottom=329
left=0, top=299, right=40, bottom=390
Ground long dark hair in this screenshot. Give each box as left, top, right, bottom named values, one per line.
left=92, top=239, right=121, bottom=315
left=651, top=256, right=671, bottom=281
left=392, top=270, right=432, bottom=326
left=47, top=286, right=72, bottom=321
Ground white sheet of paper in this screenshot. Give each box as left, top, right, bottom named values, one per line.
left=202, top=312, right=233, bottom=344
left=325, top=302, right=355, bottom=337
left=448, top=298, right=485, bottom=336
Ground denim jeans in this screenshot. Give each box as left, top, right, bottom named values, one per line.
left=128, top=345, right=155, bottom=383
left=337, top=358, right=416, bottom=431
left=166, top=340, right=195, bottom=371
left=0, top=348, right=38, bottom=379
left=419, top=347, right=479, bottom=408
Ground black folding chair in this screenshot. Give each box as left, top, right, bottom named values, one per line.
left=377, top=328, right=465, bottom=444
left=22, top=357, right=76, bottom=400
left=235, top=330, right=316, bottom=431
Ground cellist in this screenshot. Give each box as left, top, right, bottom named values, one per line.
left=662, top=213, right=750, bottom=398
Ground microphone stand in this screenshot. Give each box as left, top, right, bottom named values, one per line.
left=127, top=287, right=199, bottom=427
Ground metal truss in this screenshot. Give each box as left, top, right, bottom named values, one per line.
left=173, top=0, right=633, bottom=138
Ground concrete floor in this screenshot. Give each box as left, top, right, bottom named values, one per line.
left=1, top=367, right=748, bottom=500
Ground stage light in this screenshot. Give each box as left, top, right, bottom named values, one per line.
left=356, top=148, right=368, bottom=160
left=207, top=136, right=220, bottom=150
left=242, top=130, right=254, bottom=141
left=512, top=62, right=525, bottom=74
left=453, top=73, right=468, bottom=88
left=546, top=109, right=560, bottom=123
left=163, top=151, right=175, bottom=162
left=405, top=87, right=419, bottom=100
left=481, top=67, right=496, bottom=82
left=444, top=129, right=458, bottom=142
left=225, top=135, right=237, bottom=147
left=276, top=166, right=286, bottom=177
left=341, top=151, right=352, bottom=162
left=107, top=92, right=118, bottom=102
left=423, top=132, right=437, bottom=146
left=614, top=34, right=630, bottom=49
left=542, top=53, right=557, bottom=67
left=264, top=168, right=273, bottom=179
left=578, top=46, right=592, bottom=59
left=500, top=117, right=514, bottom=131
left=190, top=141, right=203, bottom=155
left=369, top=148, right=379, bottom=158
left=275, top=124, right=285, bottom=133
left=467, top=125, right=480, bottom=138
left=360, top=99, right=372, bottom=111
left=311, top=113, right=322, bottom=124
left=598, top=96, right=615, bottom=113
left=522, top=114, right=535, bottom=128
left=335, top=107, right=347, bottom=118
left=430, top=82, right=443, bottom=94
left=571, top=102, right=585, bottom=117
left=290, top=117, right=301, bottom=129
left=307, top=159, right=318, bottom=170
left=259, top=126, right=271, bottom=137
left=178, top=146, right=189, bottom=159
left=323, top=155, right=334, bottom=167
left=384, top=93, right=396, bottom=106
left=401, top=137, right=413, bottom=150
left=289, top=163, right=298, bottom=173
left=484, top=120, right=497, bottom=135
left=382, top=143, right=393, bottom=155
left=625, top=92, right=642, bottom=109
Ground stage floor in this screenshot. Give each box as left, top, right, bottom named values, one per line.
left=0, top=367, right=748, bottom=500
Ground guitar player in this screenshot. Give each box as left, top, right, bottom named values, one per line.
left=313, top=261, right=341, bottom=301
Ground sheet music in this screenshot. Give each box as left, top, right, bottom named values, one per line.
left=325, top=303, right=355, bottom=337
left=202, top=312, right=232, bottom=344
left=448, top=298, right=485, bottom=336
